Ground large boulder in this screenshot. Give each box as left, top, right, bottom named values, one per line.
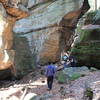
left=0, top=0, right=32, bottom=78
left=66, top=71, right=100, bottom=100
left=13, top=0, right=90, bottom=65
left=56, top=66, right=90, bottom=84
left=0, top=3, right=15, bottom=79
left=14, top=35, right=35, bottom=77
left=71, top=10, right=100, bottom=69
left=0, top=0, right=90, bottom=79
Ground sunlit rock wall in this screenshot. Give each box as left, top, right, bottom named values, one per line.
left=0, top=3, right=15, bottom=79
left=13, top=0, right=90, bottom=66
left=0, top=0, right=90, bottom=78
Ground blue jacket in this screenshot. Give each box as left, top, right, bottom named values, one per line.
left=45, top=65, right=56, bottom=77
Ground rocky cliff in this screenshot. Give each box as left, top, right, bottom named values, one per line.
left=0, top=0, right=90, bottom=79
left=71, top=9, right=100, bottom=68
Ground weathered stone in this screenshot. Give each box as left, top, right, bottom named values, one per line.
left=0, top=68, right=12, bottom=80
left=27, top=0, right=49, bottom=8
left=18, top=4, right=29, bottom=12
left=67, top=71, right=100, bottom=100
left=0, top=0, right=29, bottom=20
left=0, top=4, right=16, bottom=79
left=24, top=93, right=37, bottom=100
left=14, top=35, right=35, bottom=76
left=13, top=0, right=86, bottom=33
left=38, top=27, right=61, bottom=65
left=27, top=0, right=36, bottom=8
left=0, top=50, right=14, bottom=70
left=71, top=10, right=100, bottom=68
left=0, top=3, right=7, bottom=18
left=93, top=10, right=100, bottom=25
left=63, top=66, right=89, bottom=77
left=13, top=0, right=90, bottom=65
left=90, top=81, right=100, bottom=100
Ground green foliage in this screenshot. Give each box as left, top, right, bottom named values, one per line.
left=70, top=73, right=81, bottom=81
left=85, top=88, right=93, bottom=100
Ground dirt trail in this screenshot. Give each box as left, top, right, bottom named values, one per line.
left=0, top=69, right=69, bottom=100
left=0, top=68, right=100, bottom=100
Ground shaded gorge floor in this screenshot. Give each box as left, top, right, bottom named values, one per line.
left=0, top=65, right=100, bottom=100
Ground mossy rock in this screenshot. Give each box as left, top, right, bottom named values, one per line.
left=71, top=9, right=100, bottom=68
left=93, top=9, right=100, bottom=24
left=84, top=88, right=93, bottom=100
left=90, top=67, right=98, bottom=72
left=14, top=35, right=36, bottom=77
left=70, top=73, right=81, bottom=81
left=85, top=11, right=97, bottom=24
left=71, top=41, right=100, bottom=68
left=56, top=71, right=67, bottom=84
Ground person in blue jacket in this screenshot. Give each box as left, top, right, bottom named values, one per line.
left=45, top=62, right=57, bottom=90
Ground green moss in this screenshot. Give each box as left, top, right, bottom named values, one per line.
left=85, top=88, right=93, bottom=100
left=70, top=73, right=81, bottom=81
left=80, top=30, right=92, bottom=42
left=56, top=71, right=67, bottom=84
left=14, top=35, right=35, bottom=77
left=71, top=42, right=100, bottom=55
left=86, top=11, right=97, bottom=20
left=71, top=41, right=100, bottom=67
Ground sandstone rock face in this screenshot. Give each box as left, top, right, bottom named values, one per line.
left=0, top=0, right=29, bottom=20
left=0, top=3, right=15, bottom=79
left=27, top=0, right=49, bottom=8
left=0, top=0, right=90, bottom=79
left=13, top=0, right=90, bottom=65
left=71, top=10, right=100, bottom=68
left=0, top=0, right=30, bottom=78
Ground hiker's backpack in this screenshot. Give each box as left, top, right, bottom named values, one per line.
left=46, top=65, right=55, bottom=76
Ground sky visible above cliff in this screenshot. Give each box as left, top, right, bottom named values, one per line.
left=89, top=0, right=100, bottom=11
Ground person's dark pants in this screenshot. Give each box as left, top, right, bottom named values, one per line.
left=47, top=76, right=54, bottom=90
